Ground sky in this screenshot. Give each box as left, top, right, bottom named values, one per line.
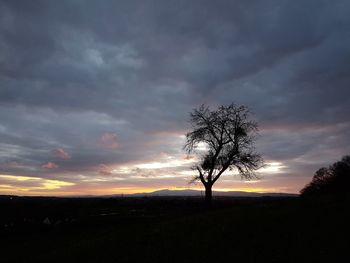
left=0, top=0, right=350, bottom=196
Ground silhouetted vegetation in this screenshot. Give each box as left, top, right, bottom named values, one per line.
left=0, top=195, right=348, bottom=262
left=184, top=103, right=263, bottom=204
left=301, top=155, right=350, bottom=197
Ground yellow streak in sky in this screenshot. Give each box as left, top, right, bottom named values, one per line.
left=0, top=174, right=74, bottom=194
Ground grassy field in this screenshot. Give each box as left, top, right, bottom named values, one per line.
left=0, top=196, right=348, bottom=262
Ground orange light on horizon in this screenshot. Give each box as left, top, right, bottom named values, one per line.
left=0, top=174, right=75, bottom=196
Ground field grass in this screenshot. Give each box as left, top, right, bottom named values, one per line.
left=0, top=196, right=348, bottom=262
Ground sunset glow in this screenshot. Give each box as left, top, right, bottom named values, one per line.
left=0, top=174, right=74, bottom=195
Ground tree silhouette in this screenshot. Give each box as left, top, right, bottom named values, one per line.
left=184, top=103, right=264, bottom=205
left=300, top=155, right=350, bottom=196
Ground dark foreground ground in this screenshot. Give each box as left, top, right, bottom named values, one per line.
left=0, top=195, right=348, bottom=263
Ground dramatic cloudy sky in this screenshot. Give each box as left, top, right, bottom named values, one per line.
left=1, top=0, right=349, bottom=195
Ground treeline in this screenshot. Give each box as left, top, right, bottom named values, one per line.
left=301, top=155, right=350, bottom=197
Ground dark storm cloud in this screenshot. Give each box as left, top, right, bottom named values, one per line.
left=1, top=0, right=350, bottom=192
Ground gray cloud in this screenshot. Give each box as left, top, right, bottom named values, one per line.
left=1, top=0, right=349, bottom=193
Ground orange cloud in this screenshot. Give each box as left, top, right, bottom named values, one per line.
left=42, top=162, right=59, bottom=169
left=98, top=164, right=112, bottom=175
left=183, top=155, right=195, bottom=160
left=52, top=148, right=70, bottom=159
left=99, top=132, right=119, bottom=149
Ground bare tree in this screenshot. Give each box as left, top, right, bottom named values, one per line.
left=184, top=103, right=264, bottom=205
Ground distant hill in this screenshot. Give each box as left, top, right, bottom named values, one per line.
left=115, top=189, right=298, bottom=198
left=0, top=189, right=298, bottom=199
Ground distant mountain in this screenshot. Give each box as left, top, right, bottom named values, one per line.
left=119, top=189, right=298, bottom=198
left=0, top=189, right=297, bottom=199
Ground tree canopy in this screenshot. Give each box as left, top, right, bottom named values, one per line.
left=300, top=155, right=350, bottom=196
left=184, top=103, right=264, bottom=204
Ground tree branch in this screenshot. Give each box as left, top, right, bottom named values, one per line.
left=196, top=166, right=207, bottom=186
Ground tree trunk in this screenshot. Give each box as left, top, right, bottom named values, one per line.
left=205, top=184, right=212, bottom=206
